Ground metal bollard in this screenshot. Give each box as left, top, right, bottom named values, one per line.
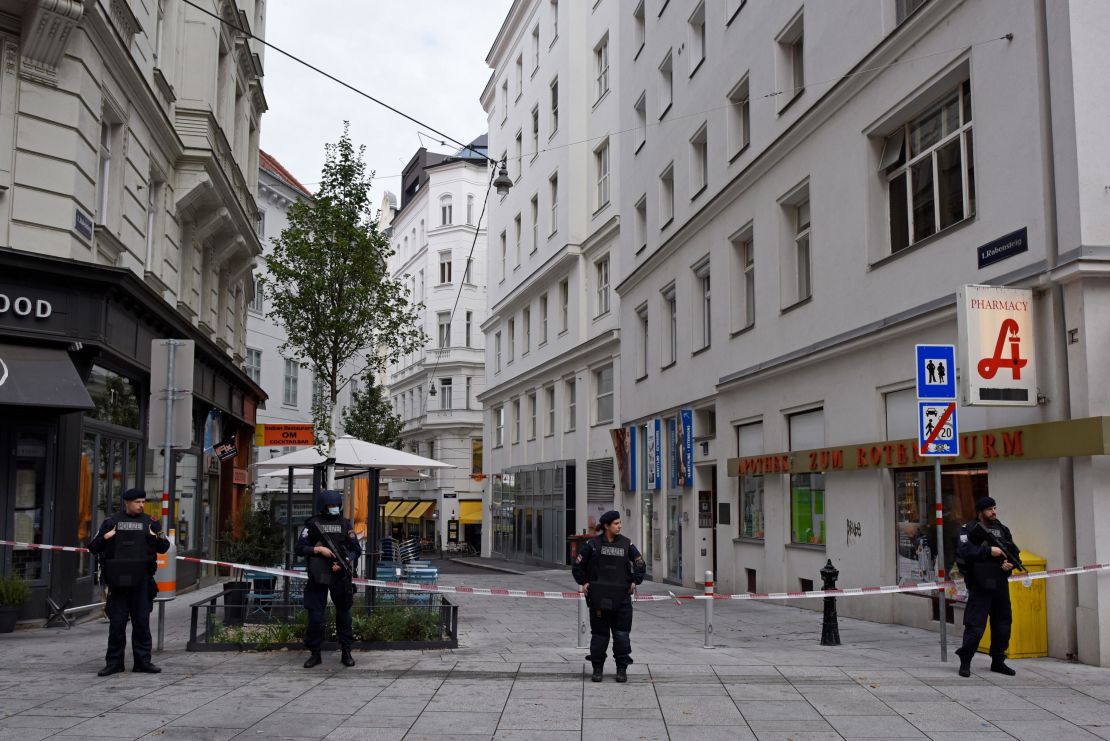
left=820, top=559, right=841, bottom=646
left=577, top=593, right=588, bottom=650
left=703, top=570, right=715, bottom=649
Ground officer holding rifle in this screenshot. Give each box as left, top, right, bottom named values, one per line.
left=295, top=489, right=361, bottom=668
left=955, top=496, right=1022, bottom=677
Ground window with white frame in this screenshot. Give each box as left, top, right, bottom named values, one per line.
left=896, top=0, right=927, bottom=24
left=466, top=195, right=474, bottom=225
left=513, top=213, right=522, bottom=265
left=465, top=311, right=473, bottom=347
left=465, top=377, right=472, bottom=408
left=559, top=278, right=569, bottom=331
left=594, top=365, right=614, bottom=424
left=531, top=106, right=539, bottom=160
left=494, top=406, right=504, bottom=446
left=550, top=77, right=559, bottom=134
left=660, top=163, right=675, bottom=226
left=439, top=251, right=452, bottom=284
left=464, top=256, right=473, bottom=284
left=419, top=219, right=425, bottom=244
left=531, top=25, right=540, bottom=71
left=595, top=256, right=610, bottom=317
left=595, top=35, right=609, bottom=101
left=637, top=304, right=649, bottom=377
left=549, top=172, right=559, bottom=234
left=244, top=348, right=262, bottom=384
left=440, top=195, right=453, bottom=226
left=663, top=283, right=677, bottom=365
left=440, top=377, right=452, bottom=409
left=777, top=12, right=805, bottom=107
left=731, top=224, right=755, bottom=330
left=690, top=124, right=708, bottom=195
left=311, top=375, right=325, bottom=408
left=499, top=231, right=507, bottom=281
left=545, top=386, right=555, bottom=435
left=514, top=131, right=522, bottom=178
left=727, top=75, right=751, bottom=158
left=501, top=80, right=508, bottom=123
left=527, top=392, right=537, bottom=439
left=694, top=258, right=711, bottom=349
left=494, top=331, right=502, bottom=372
left=688, top=2, right=706, bottom=74
left=633, top=1, right=646, bottom=56
left=437, top=312, right=451, bottom=348
left=96, top=119, right=120, bottom=224
left=782, top=190, right=813, bottom=305
left=634, top=92, right=647, bottom=152
left=566, top=377, right=577, bottom=431
left=634, top=195, right=647, bottom=253
left=883, top=81, right=974, bottom=253
left=522, top=306, right=531, bottom=355
left=145, top=176, right=164, bottom=270
left=248, top=273, right=264, bottom=313
left=282, top=359, right=298, bottom=405
left=530, top=195, right=539, bottom=253
left=515, top=55, right=523, bottom=98
left=659, top=51, right=673, bottom=117
left=595, top=139, right=610, bottom=210
left=540, top=293, right=548, bottom=343
left=512, top=398, right=521, bottom=443
left=507, top=318, right=515, bottom=362
left=550, top=0, right=558, bottom=38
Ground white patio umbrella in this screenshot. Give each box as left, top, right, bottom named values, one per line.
left=253, top=435, right=453, bottom=476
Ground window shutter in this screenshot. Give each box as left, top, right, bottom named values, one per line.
left=586, top=457, right=614, bottom=500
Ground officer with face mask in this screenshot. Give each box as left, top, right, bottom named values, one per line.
left=87, top=488, right=170, bottom=676
left=571, top=510, right=646, bottom=683
left=295, top=489, right=362, bottom=668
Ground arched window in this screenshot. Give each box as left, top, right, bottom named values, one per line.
left=440, top=195, right=453, bottom=226
left=419, top=219, right=425, bottom=244
left=466, top=194, right=475, bottom=225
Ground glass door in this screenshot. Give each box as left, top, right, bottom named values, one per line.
left=667, top=496, right=683, bottom=582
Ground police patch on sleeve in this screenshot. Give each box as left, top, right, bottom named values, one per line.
left=574, top=554, right=583, bottom=564
left=959, top=534, right=968, bottom=543
left=301, top=528, right=309, bottom=538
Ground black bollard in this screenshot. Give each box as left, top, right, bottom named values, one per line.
left=820, top=559, right=841, bottom=646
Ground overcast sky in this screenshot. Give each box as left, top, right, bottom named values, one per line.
left=260, top=1, right=514, bottom=206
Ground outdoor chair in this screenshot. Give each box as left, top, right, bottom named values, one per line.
left=245, top=570, right=279, bottom=619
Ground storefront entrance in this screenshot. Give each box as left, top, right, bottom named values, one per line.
left=0, top=422, right=56, bottom=586
left=667, top=495, right=683, bottom=583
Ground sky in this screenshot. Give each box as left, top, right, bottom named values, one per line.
left=259, top=0, right=515, bottom=207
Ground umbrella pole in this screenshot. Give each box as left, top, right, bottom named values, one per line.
left=367, top=467, right=380, bottom=608
left=285, top=466, right=293, bottom=608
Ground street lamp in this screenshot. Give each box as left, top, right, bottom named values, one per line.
left=492, top=158, right=513, bottom=196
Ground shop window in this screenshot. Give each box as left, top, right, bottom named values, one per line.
left=11, top=431, right=48, bottom=581
left=789, top=409, right=825, bottom=546
left=895, top=466, right=987, bottom=601
left=86, top=365, right=141, bottom=429
left=737, top=422, right=764, bottom=539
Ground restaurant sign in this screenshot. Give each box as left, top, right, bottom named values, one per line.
left=728, top=416, right=1110, bottom=477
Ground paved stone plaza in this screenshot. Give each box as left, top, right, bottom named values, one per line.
left=2, top=565, right=1110, bottom=740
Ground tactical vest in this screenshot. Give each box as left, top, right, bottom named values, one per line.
left=306, top=517, right=346, bottom=586
left=103, top=515, right=150, bottom=588
left=588, top=535, right=631, bottom=611
left=971, top=523, right=1009, bottom=591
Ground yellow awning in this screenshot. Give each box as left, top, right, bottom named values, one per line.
left=459, top=500, right=483, bottom=525
left=392, top=501, right=420, bottom=520
left=383, top=501, right=404, bottom=518
left=405, top=501, right=434, bottom=522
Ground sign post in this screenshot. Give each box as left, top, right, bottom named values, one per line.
left=914, top=344, right=959, bottom=663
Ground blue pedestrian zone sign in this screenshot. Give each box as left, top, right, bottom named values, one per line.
left=915, top=344, right=957, bottom=400
left=918, top=401, right=959, bottom=457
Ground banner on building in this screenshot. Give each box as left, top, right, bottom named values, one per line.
left=957, top=284, right=1037, bottom=407
left=668, top=417, right=678, bottom=489
left=678, top=409, right=693, bottom=488
left=610, top=426, right=636, bottom=492
left=647, top=419, right=661, bottom=491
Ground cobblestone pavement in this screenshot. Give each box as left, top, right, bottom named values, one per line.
left=2, top=566, right=1110, bottom=740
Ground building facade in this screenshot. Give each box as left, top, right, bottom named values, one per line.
left=480, top=0, right=625, bottom=566
left=0, top=0, right=267, bottom=615
left=384, top=141, right=489, bottom=552
left=611, top=0, right=1110, bottom=665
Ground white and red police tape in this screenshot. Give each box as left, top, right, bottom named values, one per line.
left=2, top=538, right=1108, bottom=602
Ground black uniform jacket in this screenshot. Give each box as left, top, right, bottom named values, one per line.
left=571, top=535, right=647, bottom=588
left=956, top=519, right=1018, bottom=591
left=295, top=515, right=362, bottom=581
left=87, top=511, right=170, bottom=579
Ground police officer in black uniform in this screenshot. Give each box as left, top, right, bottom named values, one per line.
left=87, top=487, right=170, bottom=676
left=955, top=496, right=1018, bottom=677
left=295, top=489, right=362, bottom=668
left=571, top=510, right=646, bottom=683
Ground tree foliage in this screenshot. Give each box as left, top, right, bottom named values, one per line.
left=342, top=377, right=404, bottom=449
left=263, top=124, right=424, bottom=451
left=222, top=499, right=285, bottom=568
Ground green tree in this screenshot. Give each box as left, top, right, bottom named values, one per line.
left=222, top=498, right=285, bottom=567
left=342, top=377, right=404, bottom=448
left=263, top=124, right=424, bottom=465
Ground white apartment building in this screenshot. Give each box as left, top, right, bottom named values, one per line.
left=384, top=141, right=489, bottom=551
left=0, top=0, right=267, bottom=611
left=480, top=0, right=624, bottom=565
left=615, top=0, right=1110, bottom=665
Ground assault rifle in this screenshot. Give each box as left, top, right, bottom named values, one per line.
left=968, top=521, right=1025, bottom=573
left=316, top=527, right=358, bottom=594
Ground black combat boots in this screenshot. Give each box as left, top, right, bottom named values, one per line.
left=341, top=649, right=356, bottom=667
left=303, top=651, right=322, bottom=669
left=990, top=659, right=1016, bottom=676
left=591, top=663, right=603, bottom=682
left=615, top=665, right=628, bottom=683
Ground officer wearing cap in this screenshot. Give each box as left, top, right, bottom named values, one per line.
left=571, top=510, right=646, bottom=683
left=955, top=496, right=1018, bottom=677
left=295, top=489, right=362, bottom=668
left=87, top=487, right=170, bottom=676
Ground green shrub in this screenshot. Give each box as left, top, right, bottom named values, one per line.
left=0, top=573, right=30, bottom=606
left=207, top=605, right=443, bottom=647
